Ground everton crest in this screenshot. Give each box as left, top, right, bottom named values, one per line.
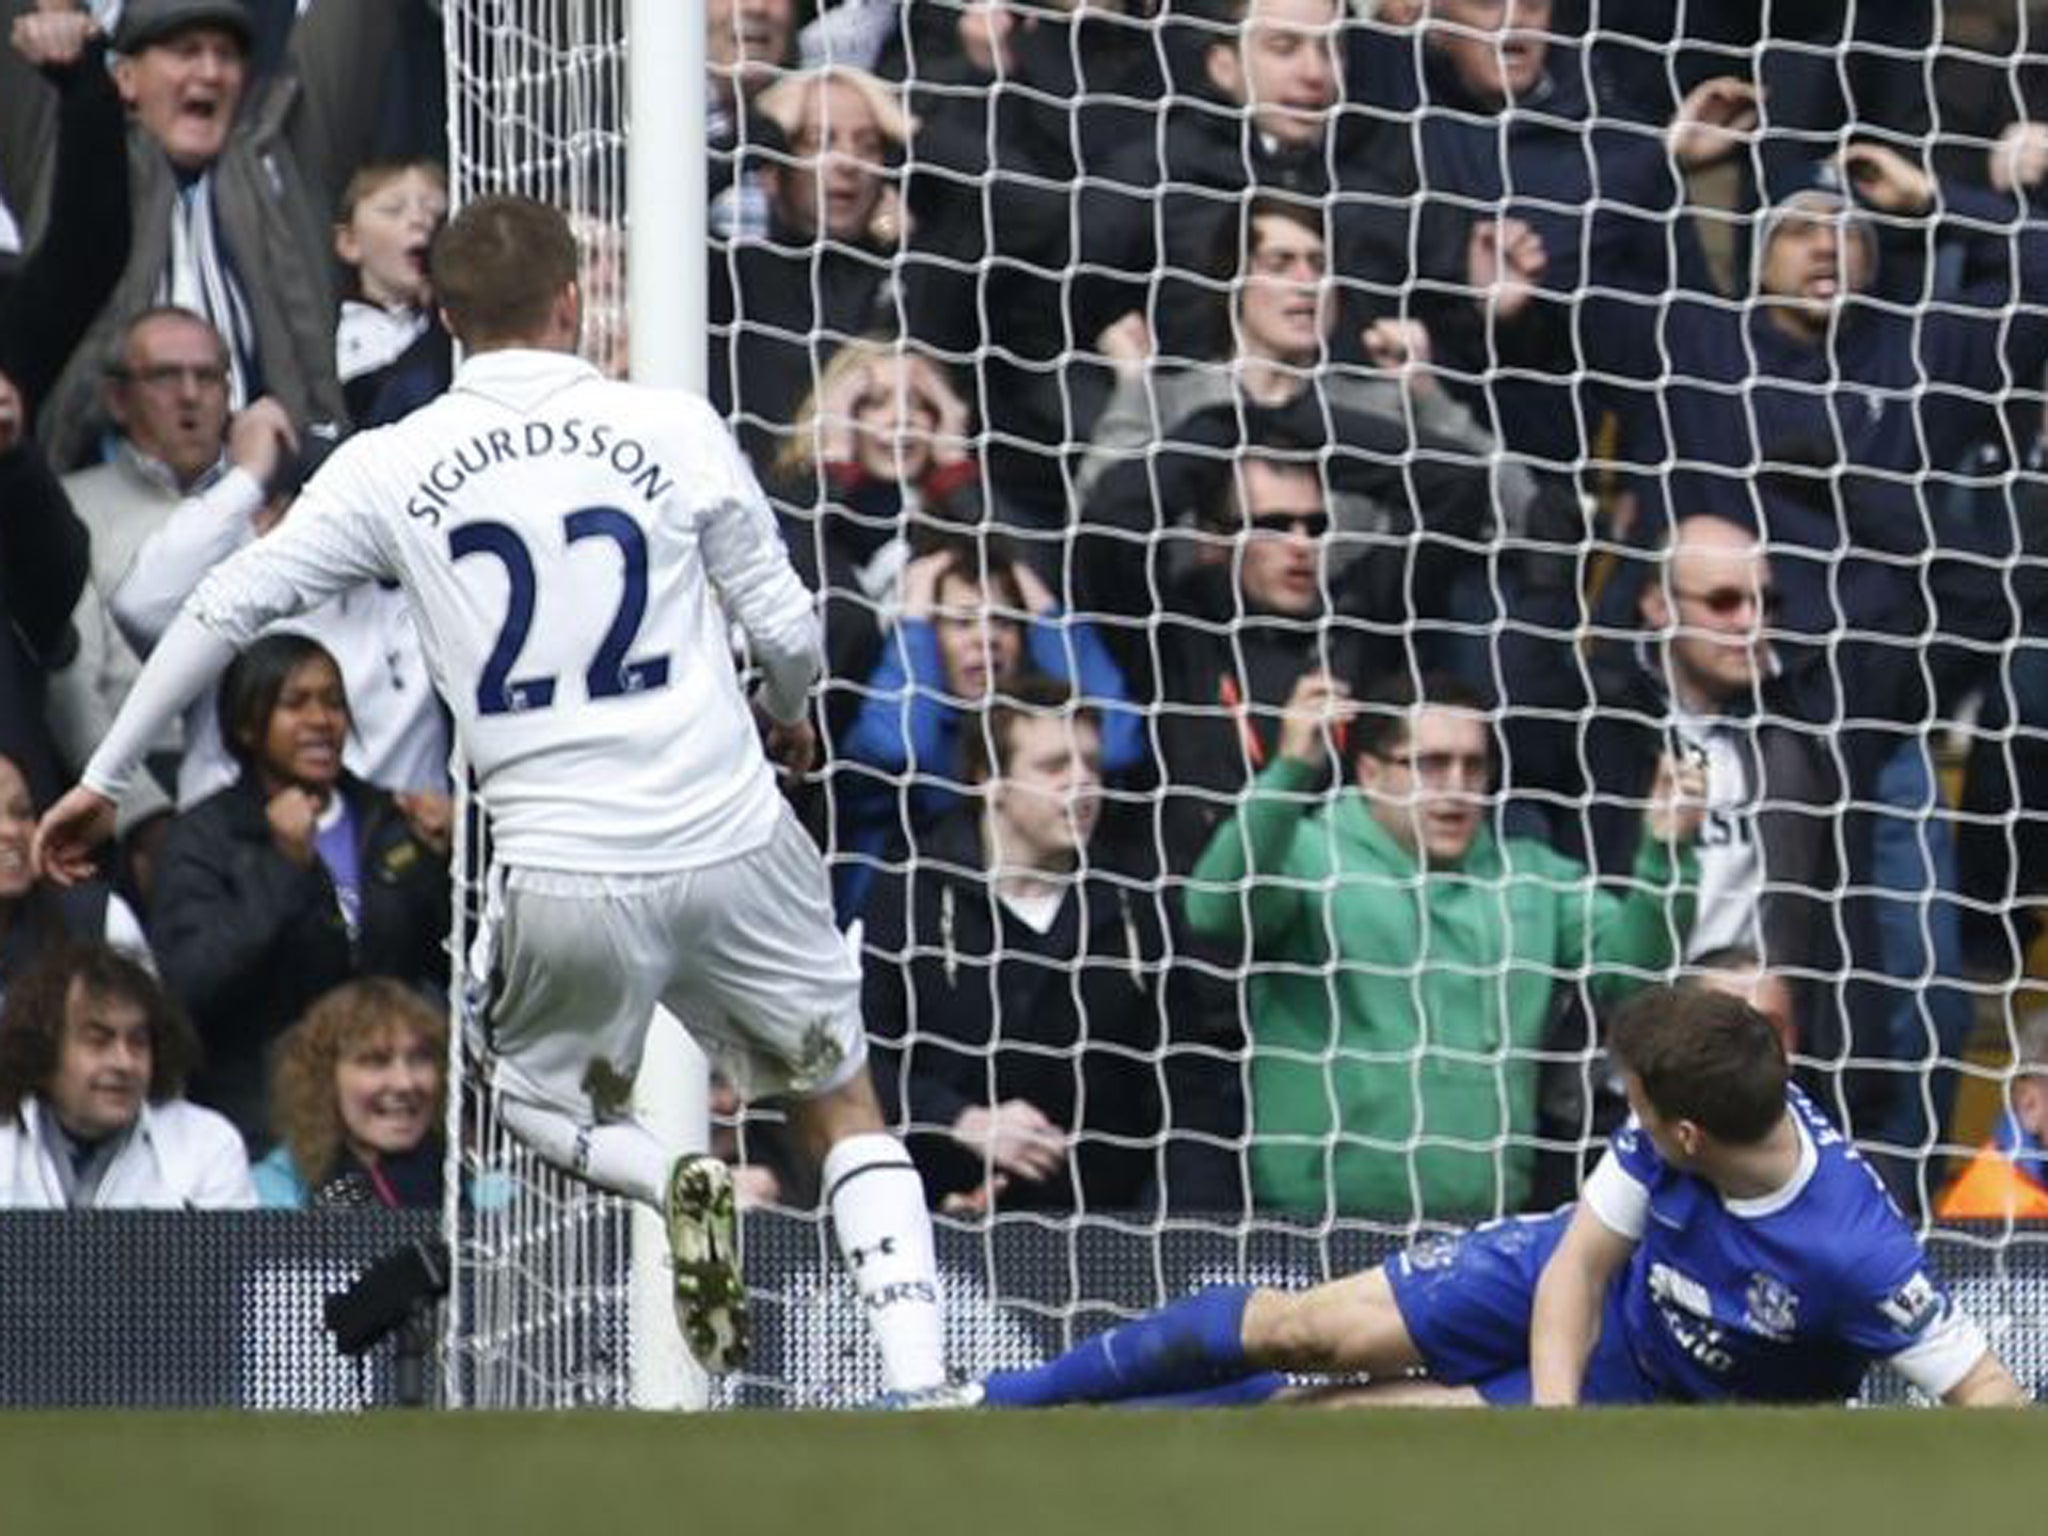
left=1744, top=1270, right=1801, bottom=1339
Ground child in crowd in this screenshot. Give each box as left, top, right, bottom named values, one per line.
left=333, top=158, right=453, bottom=427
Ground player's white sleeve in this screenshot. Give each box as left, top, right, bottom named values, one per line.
left=185, top=483, right=393, bottom=647
left=698, top=487, right=821, bottom=726
left=1887, top=1306, right=1992, bottom=1401
left=79, top=612, right=238, bottom=800
left=1581, top=1148, right=1651, bottom=1240
left=109, top=467, right=262, bottom=654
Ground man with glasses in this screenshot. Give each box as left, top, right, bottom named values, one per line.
left=48, top=306, right=295, bottom=838
left=1184, top=667, right=1704, bottom=1221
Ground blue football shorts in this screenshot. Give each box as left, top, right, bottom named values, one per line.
left=1384, top=1208, right=1657, bottom=1405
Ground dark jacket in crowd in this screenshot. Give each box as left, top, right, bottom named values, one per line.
left=0, top=39, right=129, bottom=419
left=1350, top=29, right=1679, bottom=469
left=0, top=881, right=111, bottom=1003
left=342, top=313, right=452, bottom=429
left=150, top=772, right=449, bottom=1146
left=1071, top=92, right=1419, bottom=370
left=1578, top=0, right=1934, bottom=201
left=1587, top=172, right=2048, bottom=641
left=0, top=442, right=89, bottom=807
left=1565, top=638, right=1843, bottom=1028
left=862, top=807, right=1165, bottom=1212
left=897, top=6, right=1164, bottom=509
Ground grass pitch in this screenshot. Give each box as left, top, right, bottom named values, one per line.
left=5, top=1408, right=2041, bottom=1536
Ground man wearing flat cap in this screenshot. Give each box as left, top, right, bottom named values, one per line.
left=16, top=0, right=420, bottom=471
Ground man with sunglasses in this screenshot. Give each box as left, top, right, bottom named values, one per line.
left=1184, top=667, right=1704, bottom=1221
left=1563, top=513, right=1844, bottom=1115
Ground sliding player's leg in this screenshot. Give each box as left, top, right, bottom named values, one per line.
left=979, top=1268, right=1423, bottom=1409
left=981, top=1214, right=1582, bottom=1409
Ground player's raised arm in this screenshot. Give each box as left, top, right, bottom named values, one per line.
left=1529, top=1195, right=1639, bottom=1407
left=33, top=610, right=239, bottom=882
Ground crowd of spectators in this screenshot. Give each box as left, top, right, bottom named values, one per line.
left=7, top=0, right=2048, bottom=1228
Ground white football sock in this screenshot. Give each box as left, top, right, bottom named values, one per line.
left=822, top=1132, right=946, bottom=1393
left=500, top=1098, right=671, bottom=1208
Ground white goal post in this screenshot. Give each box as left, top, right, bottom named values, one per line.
left=440, top=0, right=709, bottom=1411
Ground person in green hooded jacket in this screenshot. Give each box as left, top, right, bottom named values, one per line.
left=1186, top=668, right=1703, bottom=1221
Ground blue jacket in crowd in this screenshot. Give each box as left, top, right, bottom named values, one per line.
left=834, top=609, right=1143, bottom=920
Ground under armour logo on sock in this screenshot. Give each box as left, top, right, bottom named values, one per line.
left=571, top=1125, right=592, bottom=1177
left=850, top=1235, right=898, bottom=1269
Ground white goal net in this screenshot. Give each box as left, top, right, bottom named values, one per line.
left=441, top=0, right=2048, bottom=1406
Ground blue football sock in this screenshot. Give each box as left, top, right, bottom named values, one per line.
left=982, top=1286, right=1255, bottom=1408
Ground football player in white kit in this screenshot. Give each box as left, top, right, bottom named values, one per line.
left=35, top=195, right=958, bottom=1404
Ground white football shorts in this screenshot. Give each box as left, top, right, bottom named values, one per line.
left=468, top=805, right=868, bottom=1120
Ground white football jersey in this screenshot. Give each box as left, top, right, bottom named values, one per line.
left=182, top=350, right=820, bottom=873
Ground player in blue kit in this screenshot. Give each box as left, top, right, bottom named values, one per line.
left=978, top=985, right=2026, bottom=1409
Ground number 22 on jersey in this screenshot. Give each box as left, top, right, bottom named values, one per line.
left=449, top=506, right=671, bottom=715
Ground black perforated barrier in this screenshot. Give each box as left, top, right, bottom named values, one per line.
left=0, top=1212, right=439, bottom=1409
left=2, top=1213, right=2043, bottom=1408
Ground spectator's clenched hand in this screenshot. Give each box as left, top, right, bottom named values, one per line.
left=228, top=398, right=299, bottom=492
left=952, top=1100, right=1067, bottom=1183
left=11, top=7, right=98, bottom=71
left=1644, top=750, right=1709, bottom=847
left=1668, top=76, right=1760, bottom=170
left=1276, top=670, right=1354, bottom=769
left=1467, top=216, right=1547, bottom=322
left=1840, top=142, right=1934, bottom=217
left=1991, top=122, right=2048, bottom=193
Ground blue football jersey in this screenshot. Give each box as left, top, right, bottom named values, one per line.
left=1583, top=1087, right=1986, bottom=1403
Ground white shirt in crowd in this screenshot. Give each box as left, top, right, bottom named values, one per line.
left=1673, top=709, right=1762, bottom=961
left=110, top=467, right=450, bottom=804
left=336, top=299, right=430, bottom=385
left=0, top=1096, right=255, bottom=1210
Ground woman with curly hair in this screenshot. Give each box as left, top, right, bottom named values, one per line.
left=253, top=977, right=446, bottom=1209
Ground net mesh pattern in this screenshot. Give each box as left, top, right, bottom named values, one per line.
left=438, top=0, right=2048, bottom=1405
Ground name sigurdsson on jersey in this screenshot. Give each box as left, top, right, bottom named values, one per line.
left=405, top=418, right=675, bottom=526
